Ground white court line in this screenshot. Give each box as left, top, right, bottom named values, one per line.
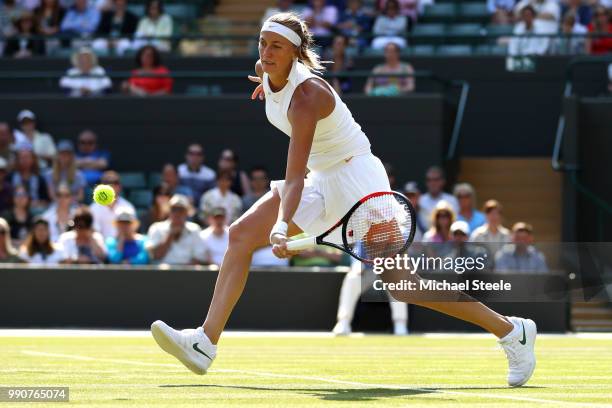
left=3, top=329, right=612, bottom=339
left=20, top=350, right=606, bottom=407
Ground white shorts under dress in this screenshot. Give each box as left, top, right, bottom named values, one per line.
left=271, top=152, right=390, bottom=245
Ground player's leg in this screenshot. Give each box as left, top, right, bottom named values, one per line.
left=203, top=189, right=301, bottom=344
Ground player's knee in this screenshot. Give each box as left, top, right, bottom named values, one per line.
left=228, top=220, right=258, bottom=250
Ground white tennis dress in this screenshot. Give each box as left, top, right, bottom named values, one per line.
left=264, top=59, right=390, bottom=244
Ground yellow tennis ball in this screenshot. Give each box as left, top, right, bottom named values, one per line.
left=93, top=184, right=116, bottom=206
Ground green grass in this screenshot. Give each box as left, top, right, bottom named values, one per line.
left=1, top=333, right=612, bottom=407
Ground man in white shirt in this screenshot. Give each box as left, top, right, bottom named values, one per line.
left=509, top=5, right=552, bottom=55
left=418, top=166, right=459, bottom=229
left=90, top=170, right=136, bottom=238
left=514, top=0, right=560, bottom=32
left=146, top=194, right=201, bottom=265
left=198, top=207, right=229, bottom=266
left=13, top=110, right=57, bottom=169
left=199, top=171, right=243, bottom=225
left=469, top=199, right=512, bottom=256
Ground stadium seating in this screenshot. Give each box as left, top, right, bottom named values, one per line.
left=119, top=172, right=147, bottom=191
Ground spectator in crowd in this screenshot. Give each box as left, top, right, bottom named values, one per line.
left=1, top=0, right=24, bottom=39
left=509, top=5, right=551, bottom=55
left=302, top=0, right=338, bottom=47
left=1, top=185, right=33, bottom=247
left=364, top=42, right=414, bottom=96
left=93, top=0, right=138, bottom=55
left=160, top=163, right=193, bottom=198
left=377, top=0, right=418, bottom=26
left=0, top=158, right=13, bottom=213
left=423, top=200, right=455, bottom=243
left=13, top=110, right=57, bottom=169
left=561, top=0, right=591, bottom=27
left=242, top=166, right=270, bottom=211
left=371, top=0, right=408, bottom=49
left=123, top=45, right=173, bottom=96
left=514, top=0, right=560, bottom=32
left=145, top=183, right=171, bottom=228
left=74, top=129, right=110, bottom=186
left=418, top=166, right=459, bottom=229
left=586, top=6, right=612, bottom=54
left=469, top=199, right=512, bottom=255
left=9, top=144, right=50, bottom=211
left=146, top=194, right=201, bottom=265
left=261, top=0, right=295, bottom=25
left=197, top=207, right=229, bottom=267
left=45, top=140, right=86, bottom=202
left=42, top=183, right=77, bottom=242
left=0, top=122, right=15, bottom=168
left=337, top=0, right=372, bottom=47
left=34, top=0, right=65, bottom=38
left=0, top=217, right=25, bottom=263
left=133, top=0, right=173, bottom=52
left=16, top=0, right=39, bottom=10
left=454, top=183, right=486, bottom=233
left=58, top=205, right=107, bottom=264
left=60, top=0, right=101, bottom=36
left=495, top=222, right=548, bottom=273
left=106, top=210, right=149, bottom=264
left=19, top=217, right=64, bottom=264
left=59, top=47, right=112, bottom=97
left=448, top=220, right=490, bottom=262
left=217, top=149, right=250, bottom=197
left=325, top=34, right=354, bottom=94
left=403, top=181, right=425, bottom=239
left=549, top=11, right=587, bottom=55
left=3, top=10, right=46, bottom=58
left=488, top=0, right=517, bottom=24
left=90, top=170, right=136, bottom=238
left=177, top=143, right=216, bottom=205
left=199, top=171, right=242, bottom=225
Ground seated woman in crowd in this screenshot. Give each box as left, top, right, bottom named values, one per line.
left=324, top=34, right=354, bottom=95
left=364, top=42, right=414, bottom=96
left=144, top=183, right=171, bottom=231
left=3, top=10, right=46, bottom=58
left=423, top=201, right=455, bottom=258
left=45, top=140, right=86, bottom=201
left=106, top=210, right=149, bottom=265
left=59, top=47, right=112, bottom=97
left=93, top=0, right=138, bottom=55
left=216, top=149, right=250, bottom=197
left=133, top=0, right=173, bottom=52
left=42, top=183, right=77, bottom=242
left=9, top=144, right=50, bottom=212
left=371, top=0, right=408, bottom=49
left=1, top=186, right=33, bottom=248
left=302, top=0, right=339, bottom=47
left=122, top=45, right=173, bottom=96
left=58, top=206, right=107, bottom=264
left=586, top=6, right=612, bottom=55
left=19, top=217, right=65, bottom=264
left=34, top=0, right=65, bottom=55
left=0, top=217, right=24, bottom=263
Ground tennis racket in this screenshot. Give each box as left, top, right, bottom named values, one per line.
left=286, top=191, right=416, bottom=263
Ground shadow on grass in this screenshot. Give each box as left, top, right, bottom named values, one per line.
left=161, top=384, right=444, bottom=402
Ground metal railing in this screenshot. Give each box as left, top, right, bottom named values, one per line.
left=553, top=56, right=612, bottom=241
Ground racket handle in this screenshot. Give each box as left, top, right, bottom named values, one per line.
left=286, top=236, right=317, bottom=251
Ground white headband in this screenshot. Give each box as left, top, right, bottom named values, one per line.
left=260, top=21, right=302, bottom=47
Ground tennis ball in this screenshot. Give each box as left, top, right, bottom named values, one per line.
left=93, top=184, right=116, bottom=206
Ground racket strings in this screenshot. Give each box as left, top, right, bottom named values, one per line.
left=346, top=194, right=414, bottom=261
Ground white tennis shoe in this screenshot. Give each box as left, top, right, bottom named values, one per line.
left=332, top=319, right=352, bottom=336
left=498, top=316, right=537, bottom=387
left=151, top=320, right=216, bottom=375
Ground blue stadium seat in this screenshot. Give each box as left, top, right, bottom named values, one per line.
left=119, top=172, right=147, bottom=190
left=165, top=4, right=197, bottom=20
left=129, top=189, right=154, bottom=209
left=486, top=24, right=514, bottom=36
left=447, top=23, right=484, bottom=37
left=410, top=45, right=436, bottom=55
left=458, top=3, right=489, bottom=20
left=412, top=23, right=446, bottom=36
left=423, top=3, right=457, bottom=20
left=362, top=47, right=385, bottom=57
left=127, top=4, right=145, bottom=17
left=436, top=44, right=473, bottom=55
left=148, top=172, right=162, bottom=189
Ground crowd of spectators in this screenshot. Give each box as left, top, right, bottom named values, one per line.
left=0, top=108, right=550, bottom=274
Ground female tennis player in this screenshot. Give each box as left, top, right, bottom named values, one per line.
left=151, top=12, right=536, bottom=387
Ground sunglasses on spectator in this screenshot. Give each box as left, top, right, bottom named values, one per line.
left=57, top=193, right=72, bottom=198
left=188, top=151, right=203, bottom=156
left=457, top=194, right=472, bottom=198
left=14, top=192, right=28, bottom=198
left=79, top=140, right=95, bottom=145
left=102, top=180, right=120, bottom=185
left=437, top=212, right=451, bottom=218
left=426, top=177, right=442, bottom=182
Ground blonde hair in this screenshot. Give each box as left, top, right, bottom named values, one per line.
left=267, top=12, right=325, bottom=73
left=0, top=217, right=18, bottom=256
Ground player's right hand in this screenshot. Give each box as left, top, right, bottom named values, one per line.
left=248, top=75, right=265, bottom=101
left=271, top=234, right=300, bottom=259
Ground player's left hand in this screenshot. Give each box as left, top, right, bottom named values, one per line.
left=248, top=75, right=265, bottom=101
left=271, top=234, right=299, bottom=259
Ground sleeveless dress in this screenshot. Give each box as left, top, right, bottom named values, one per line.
left=264, top=59, right=390, bottom=244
